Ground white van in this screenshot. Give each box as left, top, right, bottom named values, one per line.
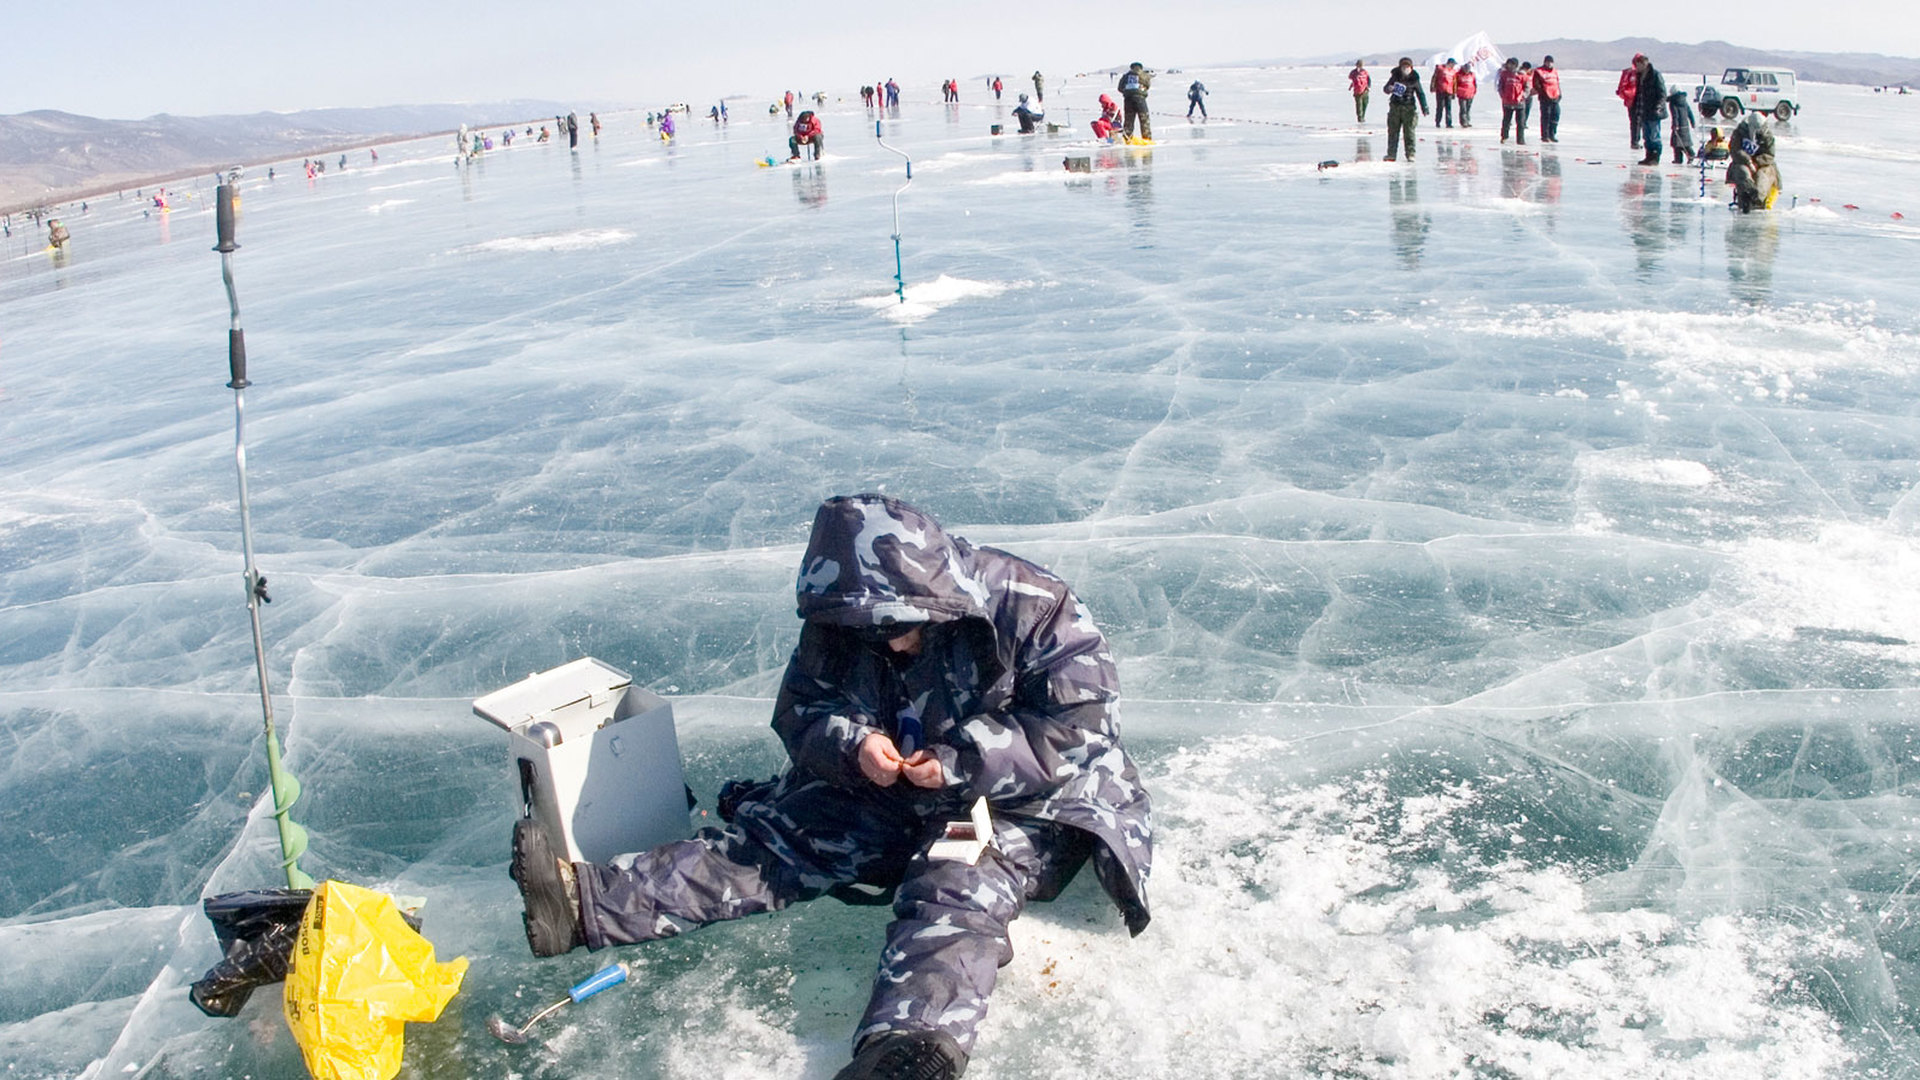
left=1695, top=67, right=1799, bottom=121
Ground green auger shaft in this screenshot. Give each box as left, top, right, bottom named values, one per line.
left=219, top=181, right=314, bottom=890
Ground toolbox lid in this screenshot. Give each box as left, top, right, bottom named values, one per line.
left=472, top=657, right=633, bottom=732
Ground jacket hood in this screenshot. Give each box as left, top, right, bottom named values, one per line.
left=794, top=494, right=991, bottom=628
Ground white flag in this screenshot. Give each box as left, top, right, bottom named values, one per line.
left=1428, top=31, right=1505, bottom=86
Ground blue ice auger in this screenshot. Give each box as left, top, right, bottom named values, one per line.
left=875, top=120, right=913, bottom=303
left=215, top=182, right=315, bottom=890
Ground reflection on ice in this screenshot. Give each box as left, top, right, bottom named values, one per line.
left=3, top=64, right=1920, bottom=1079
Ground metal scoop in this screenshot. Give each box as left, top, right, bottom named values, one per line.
left=487, top=961, right=629, bottom=1044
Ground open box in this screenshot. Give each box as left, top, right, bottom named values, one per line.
left=473, top=657, right=689, bottom=863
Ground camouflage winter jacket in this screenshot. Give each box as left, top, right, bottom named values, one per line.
left=771, top=494, right=1153, bottom=934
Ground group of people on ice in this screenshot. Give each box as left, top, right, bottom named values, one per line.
left=1349, top=50, right=1781, bottom=210
left=1350, top=54, right=1565, bottom=153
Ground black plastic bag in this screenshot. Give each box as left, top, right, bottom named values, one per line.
left=189, top=888, right=312, bottom=1017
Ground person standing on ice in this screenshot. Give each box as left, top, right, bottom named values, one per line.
left=1667, top=89, right=1696, bottom=164
left=1032, top=70, right=1044, bottom=103
left=567, top=112, right=579, bottom=149
left=1533, top=56, right=1562, bottom=143
left=509, top=494, right=1154, bottom=1080
left=1119, top=61, right=1152, bottom=140
left=1430, top=57, right=1457, bottom=128
left=1630, top=54, right=1668, bottom=165
left=1452, top=61, right=1477, bottom=128
left=1498, top=57, right=1528, bottom=145
left=992, top=74, right=1003, bottom=100
left=1349, top=60, right=1372, bottom=123
left=1617, top=58, right=1642, bottom=150
left=1187, top=79, right=1208, bottom=119
left=1382, top=57, right=1428, bottom=161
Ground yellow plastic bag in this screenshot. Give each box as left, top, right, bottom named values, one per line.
left=283, top=880, right=469, bottom=1080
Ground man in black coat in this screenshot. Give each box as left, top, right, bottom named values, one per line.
left=1631, top=55, right=1668, bottom=165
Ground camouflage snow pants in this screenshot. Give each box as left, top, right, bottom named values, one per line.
left=575, top=776, right=1085, bottom=1055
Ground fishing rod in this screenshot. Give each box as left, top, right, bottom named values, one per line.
left=216, top=181, right=315, bottom=891
left=875, top=119, right=912, bottom=303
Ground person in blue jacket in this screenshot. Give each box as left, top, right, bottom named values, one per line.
left=511, top=494, right=1154, bottom=1080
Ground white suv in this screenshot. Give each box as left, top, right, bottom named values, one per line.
left=1696, top=67, right=1799, bottom=121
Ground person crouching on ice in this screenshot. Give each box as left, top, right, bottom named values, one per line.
left=790, top=109, right=824, bottom=160
left=1012, top=93, right=1044, bottom=133
left=1091, top=93, right=1124, bottom=140
left=510, top=494, right=1154, bottom=1080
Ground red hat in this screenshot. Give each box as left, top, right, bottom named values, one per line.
left=1633, top=53, right=1647, bottom=62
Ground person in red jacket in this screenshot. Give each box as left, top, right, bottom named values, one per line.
left=1453, top=63, right=1478, bottom=128
left=1617, top=58, right=1641, bottom=150
left=1498, top=57, right=1528, bottom=145
left=789, top=110, right=824, bottom=161
left=1431, top=58, right=1458, bottom=128
left=1349, top=60, right=1372, bottom=123
left=1533, top=56, right=1562, bottom=142
left=1091, top=94, right=1124, bottom=140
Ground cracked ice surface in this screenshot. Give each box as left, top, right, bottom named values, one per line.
left=2, top=66, right=1919, bottom=1078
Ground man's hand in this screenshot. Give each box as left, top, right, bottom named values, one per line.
left=899, top=750, right=944, bottom=789
left=859, top=733, right=946, bottom=788
left=859, top=732, right=905, bottom=786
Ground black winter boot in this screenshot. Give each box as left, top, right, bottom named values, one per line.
left=834, top=1031, right=968, bottom=1080
left=510, top=818, right=584, bottom=957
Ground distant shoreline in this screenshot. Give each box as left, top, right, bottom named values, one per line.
left=1, top=116, right=568, bottom=216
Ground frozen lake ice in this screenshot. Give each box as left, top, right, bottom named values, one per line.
left=3, top=65, right=1920, bottom=1078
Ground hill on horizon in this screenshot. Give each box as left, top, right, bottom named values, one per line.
left=0, top=100, right=575, bottom=212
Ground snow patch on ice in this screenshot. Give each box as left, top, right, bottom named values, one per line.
left=1580, top=455, right=1716, bottom=488
left=460, top=228, right=634, bottom=254
left=1729, top=523, right=1920, bottom=647
left=1479, top=305, right=1917, bottom=396
left=992, top=737, right=1860, bottom=1079
left=367, top=178, right=442, bottom=193
left=968, top=168, right=1079, bottom=186
left=365, top=200, right=413, bottom=213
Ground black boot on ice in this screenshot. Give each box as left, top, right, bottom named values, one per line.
left=510, top=818, right=584, bottom=957
left=834, top=1031, right=968, bottom=1080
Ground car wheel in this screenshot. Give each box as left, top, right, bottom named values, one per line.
left=1775, top=101, right=1794, bottom=121
left=1721, top=98, right=1742, bottom=120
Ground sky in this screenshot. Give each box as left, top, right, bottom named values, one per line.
left=10, top=0, right=1916, bottom=119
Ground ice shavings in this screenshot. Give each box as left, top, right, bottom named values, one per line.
left=854, top=274, right=1023, bottom=324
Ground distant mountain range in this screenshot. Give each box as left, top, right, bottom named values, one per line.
left=1299, top=37, right=1920, bottom=86
left=0, top=101, right=573, bottom=212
